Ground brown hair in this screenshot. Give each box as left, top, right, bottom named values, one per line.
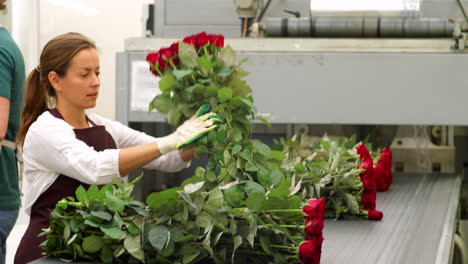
left=16, top=32, right=96, bottom=146
left=0, top=0, right=6, bottom=13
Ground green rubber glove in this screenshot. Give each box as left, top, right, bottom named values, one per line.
left=176, top=104, right=223, bottom=149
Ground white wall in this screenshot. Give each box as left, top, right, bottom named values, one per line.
left=13, top=0, right=152, bottom=120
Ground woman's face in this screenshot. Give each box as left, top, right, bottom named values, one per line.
left=54, top=48, right=100, bottom=110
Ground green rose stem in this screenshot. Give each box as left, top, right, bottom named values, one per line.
left=270, top=245, right=299, bottom=252
left=203, top=45, right=210, bottom=57
left=168, top=58, right=177, bottom=70
left=152, top=63, right=163, bottom=76
left=190, top=72, right=196, bottom=84
left=262, top=209, right=303, bottom=213
left=237, top=250, right=273, bottom=256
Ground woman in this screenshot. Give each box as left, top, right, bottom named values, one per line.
left=14, top=32, right=216, bottom=264
left=0, top=1, right=25, bottom=263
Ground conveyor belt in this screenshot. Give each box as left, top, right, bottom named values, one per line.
left=31, top=173, right=461, bottom=264
left=321, top=173, right=461, bottom=264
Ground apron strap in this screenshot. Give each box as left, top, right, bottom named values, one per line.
left=1, top=139, right=23, bottom=189
left=1, top=139, right=16, bottom=151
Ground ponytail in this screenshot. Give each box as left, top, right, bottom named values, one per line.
left=16, top=69, right=52, bottom=147
left=16, top=32, right=96, bottom=147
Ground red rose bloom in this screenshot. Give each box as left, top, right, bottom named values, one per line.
left=146, top=52, right=159, bottom=65
left=159, top=47, right=175, bottom=61
left=368, top=210, right=383, bottom=220
left=299, top=237, right=323, bottom=264
left=208, top=34, right=224, bottom=47
left=195, top=32, right=209, bottom=47
left=361, top=191, right=376, bottom=211
left=356, top=144, right=371, bottom=160
left=183, top=35, right=197, bottom=46
left=375, top=162, right=390, bottom=191
left=304, top=217, right=324, bottom=237
left=170, top=42, right=179, bottom=54
left=303, top=198, right=326, bottom=219
left=360, top=173, right=376, bottom=191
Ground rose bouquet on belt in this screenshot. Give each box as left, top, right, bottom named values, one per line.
left=276, top=135, right=385, bottom=220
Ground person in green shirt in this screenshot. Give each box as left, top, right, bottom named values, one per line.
left=0, top=1, right=25, bottom=263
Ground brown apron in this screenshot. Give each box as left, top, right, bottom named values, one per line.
left=14, top=109, right=117, bottom=264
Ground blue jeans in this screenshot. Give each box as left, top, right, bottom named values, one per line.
left=0, top=209, right=19, bottom=264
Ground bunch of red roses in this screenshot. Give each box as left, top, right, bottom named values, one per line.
left=356, top=144, right=383, bottom=220
left=299, top=198, right=326, bottom=264
left=375, top=148, right=393, bottom=192
left=146, top=32, right=224, bottom=76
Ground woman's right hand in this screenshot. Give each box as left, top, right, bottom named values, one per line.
left=157, top=112, right=218, bottom=154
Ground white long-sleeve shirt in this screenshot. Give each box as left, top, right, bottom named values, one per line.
left=22, top=111, right=188, bottom=215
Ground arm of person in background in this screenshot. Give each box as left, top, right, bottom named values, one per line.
left=0, top=96, right=8, bottom=141
left=0, top=48, right=12, bottom=142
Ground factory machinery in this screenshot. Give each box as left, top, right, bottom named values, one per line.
left=111, top=0, right=468, bottom=263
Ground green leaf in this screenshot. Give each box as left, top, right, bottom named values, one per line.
left=114, top=245, right=125, bottom=258
left=270, top=169, right=283, bottom=187
left=181, top=245, right=200, bottom=264
left=69, top=219, right=80, bottom=233
left=246, top=192, right=265, bottom=211
left=196, top=212, right=213, bottom=232
left=268, top=183, right=290, bottom=198
left=294, top=162, right=307, bottom=173
left=168, top=226, right=184, bottom=242
left=159, top=73, right=176, bottom=94
left=161, top=239, right=175, bottom=257
left=259, top=235, right=272, bottom=254
left=206, top=85, right=218, bottom=97
left=231, top=145, right=242, bottom=155
left=206, top=170, right=216, bottom=182
left=91, top=211, right=112, bottom=221
left=219, top=45, right=236, bottom=67
left=271, top=151, right=286, bottom=161
left=75, top=186, right=88, bottom=203
left=183, top=181, right=204, bottom=194
left=321, top=140, right=330, bottom=151
left=86, top=185, right=100, bottom=201
left=179, top=41, right=198, bottom=68
left=100, top=245, right=113, bottom=263
left=151, top=94, right=175, bottom=113
left=105, top=192, right=126, bottom=214
left=124, top=234, right=145, bottom=263
left=223, top=149, right=232, bottom=165
left=217, top=65, right=233, bottom=78
left=257, top=170, right=271, bottom=188
left=343, top=193, right=359, bottom=214
left=256, top=116, right=271, bottom=127
left=173, top=69, right=193, bottom=80
left=245, top=161, right=258, bottom=172
left=232, top=235, right=242, bottom=262
left=217, top=87, right=233, bottom=101
left=239, top=98, right=256, bottom=111
left=148, top=226, right=170, bottom=251
left=82, top=236, right=103, bottom=254
left=84, top=219, right=100, bottom=228
left=63, top=223, right=70, bottom=241
left=127, top=222, right=141, bottom=236
left=254, top=141, right=272, bottom=157
left=223, top=185, right=244, bottom=207
left=197, top=57, right=212, bottom=75
left=245, top=182, right=265, bottom=197
left=146, top=188, right=180, bottom=210
left=100, top=226, right=122, bottom=239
